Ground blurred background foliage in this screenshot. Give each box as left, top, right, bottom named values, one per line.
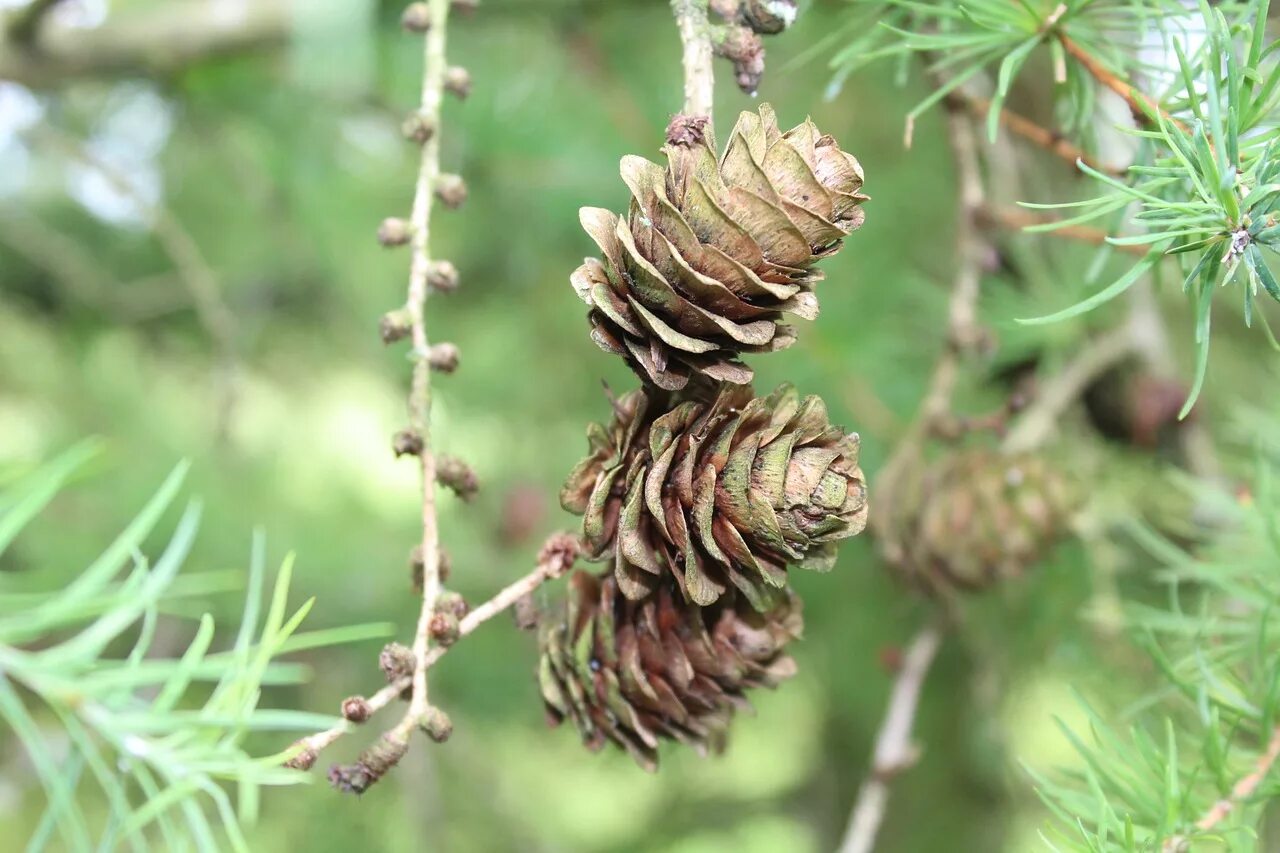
left=1, top=0, right=1277, bottom=850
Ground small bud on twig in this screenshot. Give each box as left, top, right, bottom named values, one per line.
left=427, top=259, right=459, bottom=293
left=666, top=114, right=711, bottom=148
left=420, top=706, right=453, bottom=743
left=450, top=0, right=479, bottom=14
left=428, top=342, right=460, bottom=373
left=392, top=429, right=424, bottom=458
left=377, top=217, right=412, bottom=247
left=434, top=173, right=468, bottom=209
left=342, top=696, right=372, bottom=723
left=402, top=110, right=437, bottom=145
left=379, top=642, right=416, bottom=684
left=428, top=611, right=460, bottom=646
left=709, top=0, right=743, bottom=19
left=437, top=455, right=478, bottom=501
left=512, top=592, right=540, bottom=631
left=410, top=544, right=451, bottom=593
left=444, top=66, right=472, bottom=100
left=285, top=744, right=319, bottom=771
left=437, top=589, right=469, bottom=619
left=329, top=729, right=410, bottom=794
left=379, top=308, right=413, bottom=344
left=743, top=0, right=797, bottom=34
left=538, top=531, right=582, bottom=579
left=713, top=25, right=766, bottom=96
left=400, top=2, right=431, bottom=33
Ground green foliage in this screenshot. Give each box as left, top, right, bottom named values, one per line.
left=829, top=0, right=1280, bottom=414
left=1034, top=462, right=1280, bottom=851
left=0, top=443, right=391, bottom=852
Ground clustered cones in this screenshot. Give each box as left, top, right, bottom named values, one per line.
left=572, top=106, right=866, bottom=391
left=561, top=383, right=867, bottom=610
left=539, top=570, right=802, bottom=770
left=875, top=450, right=1074, bottom=594
left=543, top=104, right=868, bottom=769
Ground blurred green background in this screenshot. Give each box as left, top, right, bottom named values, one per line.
left=1, top=0, right=1260, bottom=850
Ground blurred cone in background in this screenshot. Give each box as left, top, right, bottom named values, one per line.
left=875, top=450, right=1074, bottom=594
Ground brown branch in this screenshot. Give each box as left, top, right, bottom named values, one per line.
left=979, top=206, right=1150, bottom=256
left=34, top=125, right=241, bottom=437
left=839, top=624, right=944, bottom=853
left=0, top=0, right=291, bottom=89
left=671, top=0, right=715, bottom=119
left=1001, top=326, right=1137, bottom=453
left=944, top=90, right=1124, bottom=176
left=1055, top=32, right=1183, bottom=132
left=878, top=97, right=987, bottom=496
left=284, top=537, right=577, bottom=768
left=1161, top=725, right=1280, bottom=852
left=390, top=0, right=453, bottom=747
left=5, top=0, right=65, bottom=45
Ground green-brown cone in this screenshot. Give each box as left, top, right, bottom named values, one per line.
left=571, top=104, right=867, bottom=391
left=875, top=450, right=1072, bottom=593
left=538, top=569, right=803, bottom=770
left=561, top=382, right=867, bottom=610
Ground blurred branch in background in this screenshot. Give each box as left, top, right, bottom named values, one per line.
left=849, top=87, right=989, bottom=853
left=943, top=89, right=1125, bottom=177
left=4, top=0, right=64, bottom=46
left=0, top=0, right=292, bottom=88
left=32, top=124, right=242, bottom=439
left=839, top=624, right=943, bottom=853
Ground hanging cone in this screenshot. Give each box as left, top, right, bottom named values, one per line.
left=537, top=569, right=803, bottom=770
left=561, top=382, right=867, bottom=610
left=876, top=449, right=1073, bottom=593
left=571, top=105, right=867, bottom=390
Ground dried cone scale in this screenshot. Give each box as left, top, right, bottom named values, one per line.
left=571, top=105, right=867, bottom=391
left=561, top=383, right=867, bottom=610
left=538, top=569, right=803, bottom=770
left=876, top=450, right=1073, bottom=593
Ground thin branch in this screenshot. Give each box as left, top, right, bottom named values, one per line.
left=0, top=0, right=291, bottom=89
left=839, top=624, right=944, bottom=853
left=944, top=90, right=1124, bottom=176
left=1161, top=725, right=1280, bottom=852
left=671, top=0, right=715, bottom=119
left=35, top=126, right=241, bottom=438
left=5, top=0, right=65, bottom=45
left=877, top=96, right=987, bottom=504
left=1055, top=32, right=1182, bottom=131
left=979, top=206, right=1150, bottom=257
left=392, top=0, right=453, bottom=744
left=1001, top=326, right=1137, bottom=453
left=286, top=539, right=577, bottom=766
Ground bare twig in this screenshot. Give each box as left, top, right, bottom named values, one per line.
left=870, top=89, right=985, bottom=665
left=1001, top=326, right=1137, bottom=453
left=945, top=91, right=1124, bottom=176
left=1161, top=725, right=1280, bottom=852
left=839, top=624, right=944, bottom=853
left=1055, top=32, right=1183, bottom=132
left=286, top=537, right=577, bottom=766
left=0, top=0, right=291, bottom=88
left=34, top=126, right=241, bottom=437
left=4, top=0, right=65, bottom=45
left=876, top=97, right=987, bottom=505
left=979, top=206, right=1149, bottom=256
left=390, top=0, right=453, bottom=746
left=671, top=0, right=715, bottom=119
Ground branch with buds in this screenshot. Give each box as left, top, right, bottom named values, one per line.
left=279, top=0, right=579, bottom=794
